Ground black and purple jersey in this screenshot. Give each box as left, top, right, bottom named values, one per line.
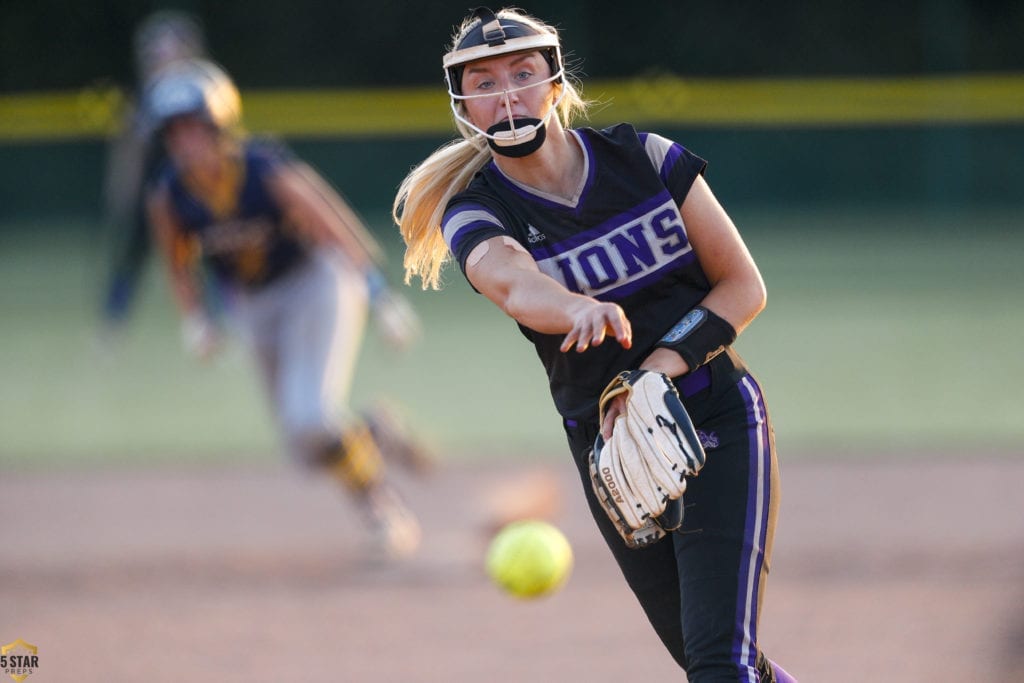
left=442, top=123, right=711, bottom=420
left=159, top=138, right=309, bottom=290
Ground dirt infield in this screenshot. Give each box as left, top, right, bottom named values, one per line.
left=2, top=456, right=1023, bottom=682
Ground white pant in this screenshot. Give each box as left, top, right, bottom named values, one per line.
left=234, top=250, right=368, bottom=464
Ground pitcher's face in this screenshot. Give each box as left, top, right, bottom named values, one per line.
left=459, top=50, right=557, bottom=133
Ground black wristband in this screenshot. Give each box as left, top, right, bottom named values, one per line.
left=655, top=306, right=737, bottom=371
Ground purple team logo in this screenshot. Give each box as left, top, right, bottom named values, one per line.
left=697, top=430, right=719, bottom=450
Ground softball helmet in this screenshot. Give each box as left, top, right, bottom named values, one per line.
left=443, top=7, right=565, bottom=157
left=144, top=58, right=242, bottom=133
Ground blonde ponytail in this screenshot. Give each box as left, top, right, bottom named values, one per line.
left=392, top=138, right=490, bottom=290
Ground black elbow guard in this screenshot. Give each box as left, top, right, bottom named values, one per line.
left=655, top=306, right=737, bottom=371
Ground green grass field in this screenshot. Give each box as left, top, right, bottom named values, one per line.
left=1, top=205, right=1022, bottom=466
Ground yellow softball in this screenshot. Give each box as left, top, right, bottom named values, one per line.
left=485, top=519, right=574, bottom=599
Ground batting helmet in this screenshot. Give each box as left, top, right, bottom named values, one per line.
left=143, top=58, right=242, bottom=134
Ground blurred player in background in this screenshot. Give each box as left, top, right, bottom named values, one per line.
left=395, top=7, right=796, bottom=681
left=145, top=58, right=429, bottom=560
left=98, top=11, right=209, bottom=341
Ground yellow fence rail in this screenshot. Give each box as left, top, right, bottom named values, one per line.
left=2, top=73, right=1023, bottom=142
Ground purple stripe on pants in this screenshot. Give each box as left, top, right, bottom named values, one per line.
left=732, top=375, right=773, bottom=681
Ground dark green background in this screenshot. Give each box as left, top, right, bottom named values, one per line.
left=3, top=1, right=1024, bottom=91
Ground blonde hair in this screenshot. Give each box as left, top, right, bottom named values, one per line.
left=393, top=8, right=590, bottom=290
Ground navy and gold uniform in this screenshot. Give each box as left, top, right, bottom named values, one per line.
left=160, top=139, right=309, bottom=290
left=443, top=124, right=781, bottom=680
left=154, top=136, right=352, bottom=465
left=147, top=58, right=424, bottom=561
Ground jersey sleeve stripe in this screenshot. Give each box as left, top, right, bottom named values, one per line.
left=441, top=204, right=504, bottom=255
left=641, top=132, right=685, bottom=187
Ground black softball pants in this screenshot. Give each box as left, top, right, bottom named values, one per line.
left=564, top=361, right=781, bottom=682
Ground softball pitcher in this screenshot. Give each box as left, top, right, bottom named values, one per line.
left=394, top=7, right=797, bottom=680
left=145, top=58, right=425, bottom=560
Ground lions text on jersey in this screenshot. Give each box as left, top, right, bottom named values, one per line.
left=442, top=124, right=711, bottom=419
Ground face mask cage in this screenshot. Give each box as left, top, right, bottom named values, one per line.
left=442, top=8, right=566, bottom=149
left=445, top=53, right=565, bottom=147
